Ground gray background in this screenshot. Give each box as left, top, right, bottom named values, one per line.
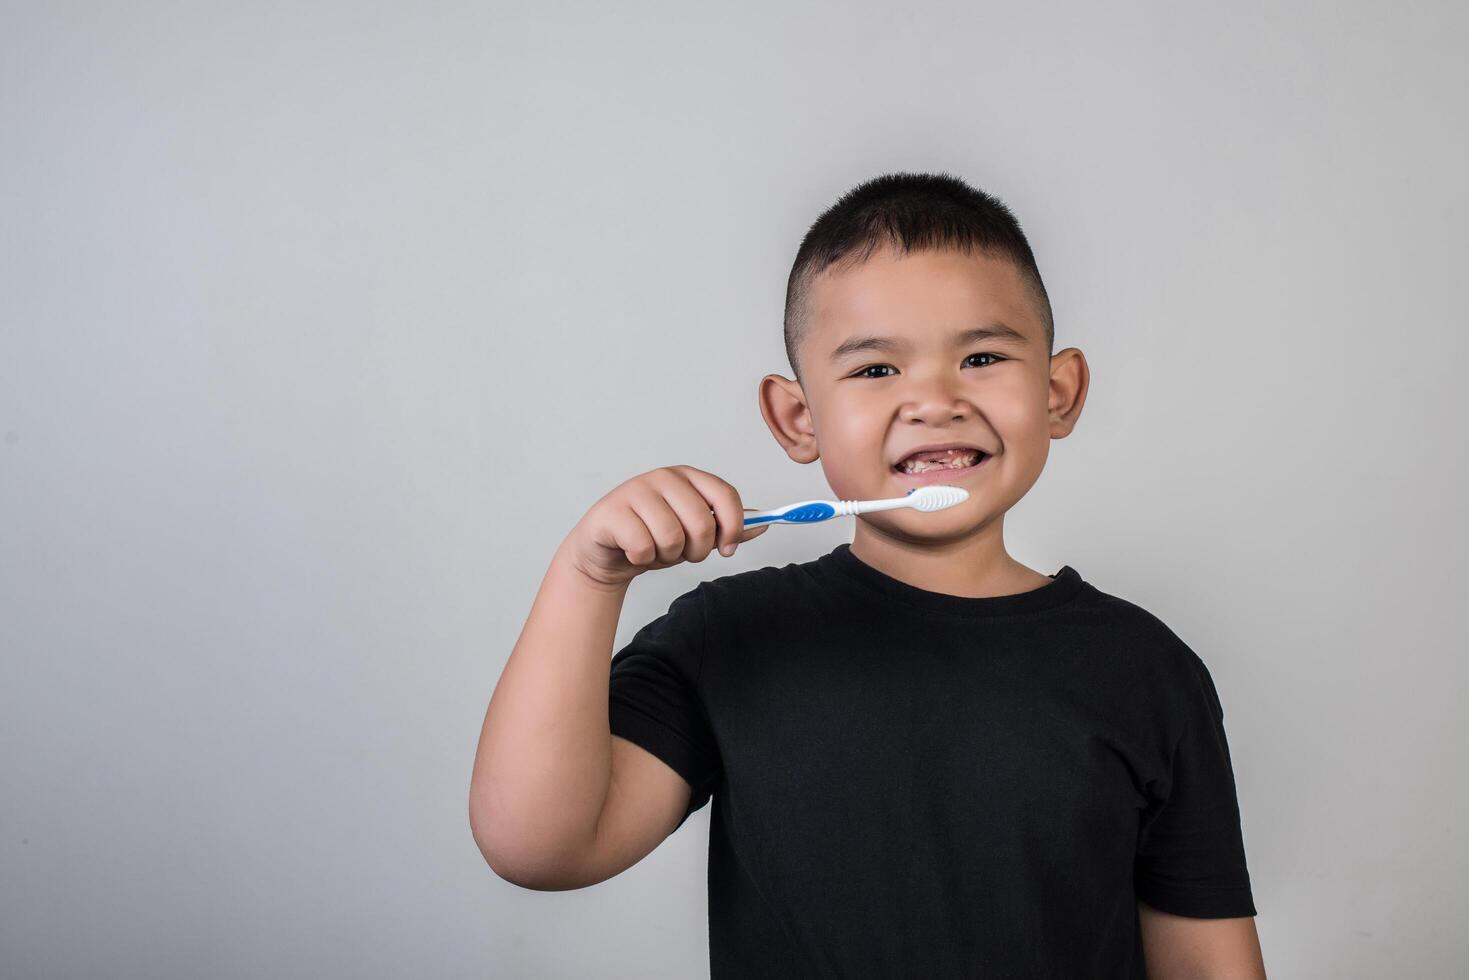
left=3, top=2, right=1465, bottom=977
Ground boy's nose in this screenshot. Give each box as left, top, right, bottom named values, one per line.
left=897, top=391, right=971, bottom=424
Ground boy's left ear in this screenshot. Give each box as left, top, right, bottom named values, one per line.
left=1047, top=347, right=1090, bottom=437
left=758, top=374, right=820, bottom=464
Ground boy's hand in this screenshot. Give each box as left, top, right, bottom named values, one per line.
left=563, top=465, right=771, bottom=589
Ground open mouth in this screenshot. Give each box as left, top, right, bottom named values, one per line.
left=892, top=447, right=991, bottom=483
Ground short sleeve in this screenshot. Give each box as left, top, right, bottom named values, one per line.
left=1134, top=654, right=1258, bottom=918
left=608, top=584, right=721, bottom=831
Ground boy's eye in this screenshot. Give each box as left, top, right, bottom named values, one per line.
left=852, top=352, right=1005, bottom=379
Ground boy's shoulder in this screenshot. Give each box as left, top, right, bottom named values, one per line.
left=1074, top=579, right=1235, bottom=715
left=701, top=555, right=815, bottom=593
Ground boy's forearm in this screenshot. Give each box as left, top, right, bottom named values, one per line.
left=469, top=538, right=627, bottom=881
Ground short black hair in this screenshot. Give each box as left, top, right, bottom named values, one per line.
left=783, top=171, right=1054, bottom=383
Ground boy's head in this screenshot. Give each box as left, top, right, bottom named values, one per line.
left=759, top=171, right=1089, bottom=543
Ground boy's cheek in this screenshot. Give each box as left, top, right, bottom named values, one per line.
left=812, top=458, right=871, bottom=500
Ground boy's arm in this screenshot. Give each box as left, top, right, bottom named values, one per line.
left=469, top=539, right=690, bottom=889
left=1137, top=901, right=1266, bottom=979
left=470, top=465, right=763, bottom=890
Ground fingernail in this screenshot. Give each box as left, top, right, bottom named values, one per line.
left=719, top=544, right=734, bottom=557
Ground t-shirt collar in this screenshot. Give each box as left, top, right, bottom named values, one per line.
left=821, top=543, right=1085, bottom=619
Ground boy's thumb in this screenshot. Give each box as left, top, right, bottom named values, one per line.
left=737, top=523, right=771, bottom=543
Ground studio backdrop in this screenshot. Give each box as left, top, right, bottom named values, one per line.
left=2, top=2, right=1465, bottom=977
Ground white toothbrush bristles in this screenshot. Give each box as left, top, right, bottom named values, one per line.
left=901, top=484, right=970, bottom=512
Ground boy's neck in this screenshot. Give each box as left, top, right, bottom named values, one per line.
left=848, top=518, right=1053, bottom=599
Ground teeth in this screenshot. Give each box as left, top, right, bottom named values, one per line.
left=898, top=450, right=981, bottom=473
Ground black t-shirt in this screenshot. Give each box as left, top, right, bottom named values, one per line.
left=608, top=543, right=1256, bottom=978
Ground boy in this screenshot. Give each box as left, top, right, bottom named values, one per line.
left=470, top=172, right=1266, bottom=978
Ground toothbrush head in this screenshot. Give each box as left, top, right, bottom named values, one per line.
left=903, top=484, right=970, bottom=512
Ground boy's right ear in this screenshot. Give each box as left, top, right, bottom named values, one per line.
left=758, top=374, right=820, bottom=464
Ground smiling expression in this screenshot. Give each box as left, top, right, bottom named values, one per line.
left=760, top=244, right=1087, bottom=540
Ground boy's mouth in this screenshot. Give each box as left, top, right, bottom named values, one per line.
left=891, top=446, right=992, bottom=485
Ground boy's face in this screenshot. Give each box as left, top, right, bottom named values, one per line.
left=759, top=245, right=1088, bottom=541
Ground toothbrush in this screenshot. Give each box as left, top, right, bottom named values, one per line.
left=741, top=484, right=969, bottom=526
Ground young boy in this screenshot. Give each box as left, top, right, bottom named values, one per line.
left=470, top=172, right=1266, bottom=978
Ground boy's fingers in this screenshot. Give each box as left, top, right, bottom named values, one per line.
left=736, top=523, right=770, bottom=543
left=676, top=466, right=746, bottom=557
left=716, top=511, right=770, bottom=555
left=735, top=507, right=771, bottom=545
left=722, top=522, right=767, bottom=554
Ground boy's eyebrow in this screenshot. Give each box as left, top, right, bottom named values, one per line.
left=828, top=322, right=1031, bottom=363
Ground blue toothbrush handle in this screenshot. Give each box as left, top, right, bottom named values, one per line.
left=742, top=501, right=839, bottom=526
